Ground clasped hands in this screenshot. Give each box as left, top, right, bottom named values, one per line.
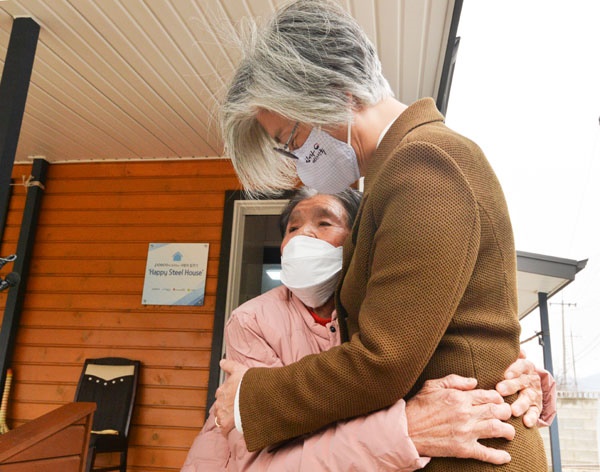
left=406, top=354, right=544, bottom=465
left=214, top=352, right=546, bottom=464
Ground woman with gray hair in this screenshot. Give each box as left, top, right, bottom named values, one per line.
left=221, top=0, right=393, bottom=195
left=215, top=1, right=548, bottom=470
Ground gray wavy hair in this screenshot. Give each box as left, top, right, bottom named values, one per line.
left=221, top=0, right=393, bottom=195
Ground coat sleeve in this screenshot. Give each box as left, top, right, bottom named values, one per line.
left=180, top=409, right=230, bottom=472
left=236, top=400, right=430, bottom=472
left=181, top=310, right=430, bottom=471
left=239, top=143, right=482, bottom=451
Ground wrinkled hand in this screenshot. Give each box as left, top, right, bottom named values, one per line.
left=496, top=350, right=542, bottom=427
left=406, top=374, right=514, bottom=464
left=214, top=359, right=248, bottom=435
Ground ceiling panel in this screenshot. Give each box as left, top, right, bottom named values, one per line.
left=0, top=0, right=456, bottom=164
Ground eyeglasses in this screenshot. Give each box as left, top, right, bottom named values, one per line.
left=273, top=122, right=299, bottom=160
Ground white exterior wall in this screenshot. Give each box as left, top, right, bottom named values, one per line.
left=540, top=392, right=600, bottom=471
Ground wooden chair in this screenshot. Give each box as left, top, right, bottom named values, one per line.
left=74, top=358, right=140, bottom=472
left=0, top=402, right=96, bottom=472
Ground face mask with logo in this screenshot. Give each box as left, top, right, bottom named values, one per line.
left=280, top=235, right=343, bottom=308
left=292, top=122, right=360, bottom=194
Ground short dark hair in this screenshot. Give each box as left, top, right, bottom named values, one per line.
left=279, top=187, right=363, bottom=237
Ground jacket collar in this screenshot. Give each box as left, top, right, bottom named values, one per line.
left=364, top=97, right=444, bottom=193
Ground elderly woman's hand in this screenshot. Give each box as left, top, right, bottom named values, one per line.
left=406, top=374, right=514, bottom=464
left=214, top=359, right=249, bottom=435
left=496, top=350, right=557, bottom=427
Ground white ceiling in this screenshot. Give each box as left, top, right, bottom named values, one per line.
left=516, top=251, right=588, bottom=320
left=0, top=0, right=457, bottom=164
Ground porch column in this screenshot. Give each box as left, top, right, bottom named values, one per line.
left=0, top=17, right=40, bottom=239
left=539, top=291, right=562, bottom=471
left=0, top=157, right=48, bottom=393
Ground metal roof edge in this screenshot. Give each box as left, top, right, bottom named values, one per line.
left=517, top=250, right=588, bottom=280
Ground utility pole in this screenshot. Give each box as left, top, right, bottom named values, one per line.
left=550, top=300, right=577, bottom=389
left=570, top=327, right=578, bottom=390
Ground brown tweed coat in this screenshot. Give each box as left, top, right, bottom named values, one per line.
left=239, top=98, right=547, bottom=469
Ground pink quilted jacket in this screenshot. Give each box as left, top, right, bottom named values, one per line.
left=181, top=285, right=429, bottom=471
left=181, top=285, right=556, bottom=471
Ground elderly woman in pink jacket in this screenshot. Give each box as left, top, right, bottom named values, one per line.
left=181, top=188, right=555, bottom=471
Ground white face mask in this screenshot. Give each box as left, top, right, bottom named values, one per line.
left=292, top=123, right=360, bottom=194
left=280, top=235, right=343, bottom=308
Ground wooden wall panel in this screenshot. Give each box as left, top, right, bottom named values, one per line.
left=0, top=159, right=240, bottom=471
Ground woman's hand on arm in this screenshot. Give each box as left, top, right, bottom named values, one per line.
left=495, top=350, right=557, bottom=427
left=406, top=374, right=514, bottom=465
left=215, top=359, right=249, bottom=435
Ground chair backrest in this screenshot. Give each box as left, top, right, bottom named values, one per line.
left=74, top=357, right=140, bottom=437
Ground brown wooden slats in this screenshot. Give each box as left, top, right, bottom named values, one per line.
left=6, top=423, right=87, bottom=462
left=34, top=208, right=225, bottom=226
left=39, top=192, right=230, bottom=210
left=12, top=242, right=219, bottom=259
left=32, top=225, right=224, bottom=242
left=0, top=402, right=95, bottom=472
left=127, top=446, right=191, bottom=471
left=46, top=175, right=239, bottom=193
left=22, top=274, right=218, bottom=296
left=46, top=160, right=238, bottom=179
left=18, top=327, right=214, bottom=349
left=26, top=259, right=220, bottom=277
left=12, top=382, right=77, bottom=403
left=8, top=402, right=78, bottom=424
left=133, top=426, right=199, bottom=448
left=133, top=405, right=205, bottom=429
left=10, top=400, right=207, bottom=427
left=12, top=351, right=212, bottom=372
left=1, top=160, right=239, bottom=470
left=11, top=366, right=208, bottom=388
left=3, top=363, right=82, bottom=384
left=0, top=454, right=81, bottom=472
left=19, top=310, right=215, bottom=330
left=20, top=293, right=217, bottom=311
left=13, top=383, right=206, bottom=409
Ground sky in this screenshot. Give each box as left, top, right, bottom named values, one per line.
left=444, top=1, right=600, bottom=387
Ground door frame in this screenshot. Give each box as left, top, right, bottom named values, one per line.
left=206, top=191, right=288, bottom=415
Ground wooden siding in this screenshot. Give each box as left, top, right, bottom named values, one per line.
left=0, top=159, right=241, bottom=471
